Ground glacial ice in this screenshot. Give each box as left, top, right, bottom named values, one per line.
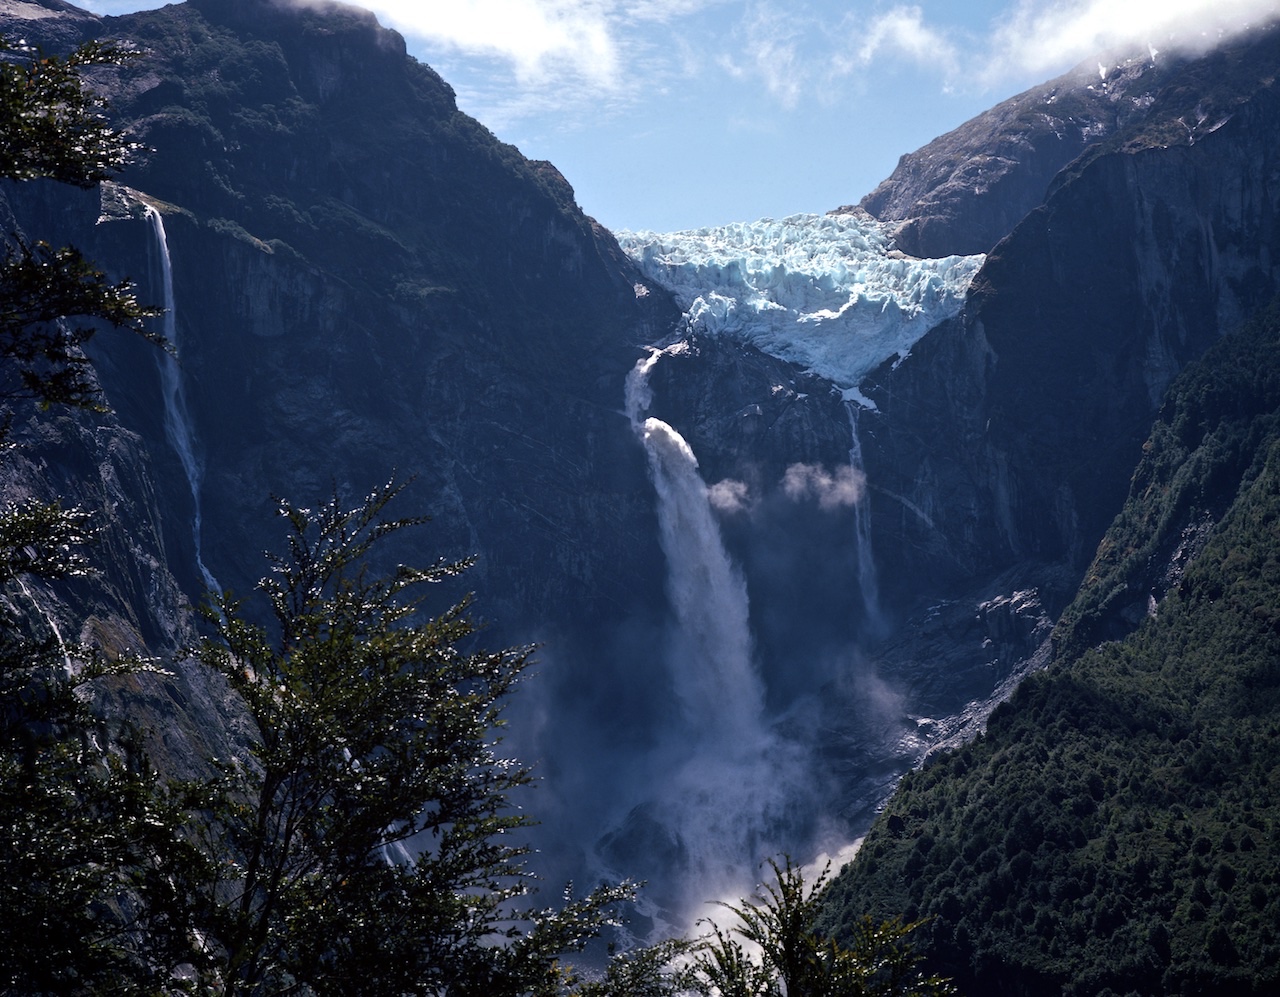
left=618, top=212, right=985, bottom=405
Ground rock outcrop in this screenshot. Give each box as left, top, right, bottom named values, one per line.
left=858, top=28, right=1280, bottom=259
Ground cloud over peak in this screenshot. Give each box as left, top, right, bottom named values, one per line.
left=980, top=0, right=1280, bottom=84
left=368, top=0, right=1280, bottom=132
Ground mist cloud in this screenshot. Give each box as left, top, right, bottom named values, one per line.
left=708, top=477, right=752, bottom=514
left=782, top=463, right=864, bottom=511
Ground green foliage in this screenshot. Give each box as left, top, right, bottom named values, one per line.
left=818, top=304, right=1280, bottom=996
left=0, top=535, right=204, bottom=992
left=185, top=480, right=649, bottom=995
left=568, top=936, right=696, bottom=997
left=0, top=38, right=141, bottom=187
left=1057, top=299, right=1280, bottom=659
left=688, top=857, right=954, bottom=997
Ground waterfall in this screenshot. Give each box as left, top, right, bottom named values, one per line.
left=845, top=402, right=880, bottom=626
left=619, top=348, right=807, bottom=915
left=145, top=207, right=220, bottom=595
left=15, top=576, right=72, bottom=672
left=624, top=347, right=761, bottom=739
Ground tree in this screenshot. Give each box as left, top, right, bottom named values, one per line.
left=188, top=480, right=654, bottom=995
left=0, top=35, right=159, bottom=412
left=687, top=857, right=955, bottom=997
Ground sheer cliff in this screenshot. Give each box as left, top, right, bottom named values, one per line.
left=2, top=0, right=681, bottom=646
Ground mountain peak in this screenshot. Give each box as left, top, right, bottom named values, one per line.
left=185, top=0, right=407, bottom=59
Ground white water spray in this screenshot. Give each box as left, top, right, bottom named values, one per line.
left=15, top=576, right=72, bottom=672
left=145, top=207, right=219, bottom=595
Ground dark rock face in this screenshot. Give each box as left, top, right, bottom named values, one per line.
left=856, top=24, right=1280, bottom=619
left=0, top=0, right=683, bottom=880
left=855, top=57, right=1164, bottom=258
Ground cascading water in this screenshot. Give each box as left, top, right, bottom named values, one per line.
left=626, top=348, right=762, bottom=740
left=618, top=346, right=810, bottom=919
left=145, top=206, right=219, bottom=595
left=845, top=402, right=880, bottom=628
left=15, top=576, right=72, bottom=671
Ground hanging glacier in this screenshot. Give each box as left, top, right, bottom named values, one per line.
left=618, top=211, right=984, bottom=405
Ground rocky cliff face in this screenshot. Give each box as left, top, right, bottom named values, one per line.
left=857, top=25, right=1280, bottom=616
left=859, top=29, right=1280, bottom=259
left=1, top=0, right=684, bottom=889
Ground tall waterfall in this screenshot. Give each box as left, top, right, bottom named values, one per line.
left=625, top=348, right=762, bottom=739
left=845, top=402, right=880, bottom=627
left=145, top=207, right=220, bottom=595
left=598, top=216, right=983, bottom=923
left=620, top=347, right=806, bottom=915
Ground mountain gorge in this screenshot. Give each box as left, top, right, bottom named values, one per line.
left=3, top=0, right=1280, bottom=987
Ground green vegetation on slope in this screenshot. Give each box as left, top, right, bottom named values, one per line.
left=817, top=305, right=1280, bottom=996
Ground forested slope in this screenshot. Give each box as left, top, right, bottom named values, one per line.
left=818, top=304, right=1280, bottom=996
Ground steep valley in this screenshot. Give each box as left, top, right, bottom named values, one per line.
left=3, top=0, right=1280, bottom=984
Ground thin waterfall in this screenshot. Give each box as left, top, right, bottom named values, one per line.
left=15, top=576, right=72, bottom=672
left=845, top=401, right=879, bottom=626
left=145, top=207, right=220, bottom=595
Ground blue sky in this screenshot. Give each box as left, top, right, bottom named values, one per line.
left=84, top=1, right=1280, bottom=232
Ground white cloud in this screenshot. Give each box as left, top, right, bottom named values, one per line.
left=718, top=2, right=810, bottom=107
left=845, top=5, right=959, bottom=76
left=981, top=0, right=1280, bottom=83
left=366, top=0, right=620, bottom=86
left=826, top=1, right=1280, bottom=95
